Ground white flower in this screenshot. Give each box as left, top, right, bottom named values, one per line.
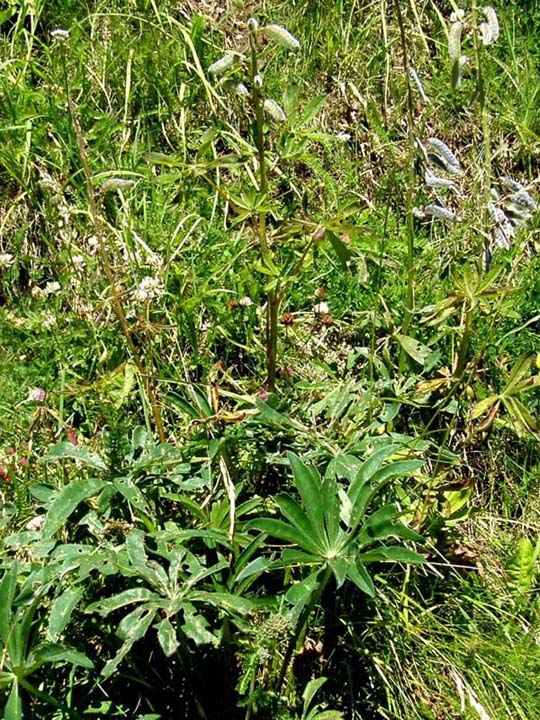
left=72, top=254, right=85, bottom=266
left=238, top=296, right=253, bottom=307
left=50, top=28, right=69, bottom=40
left=44, top=281, right=61, bottom=296
left=0, top=253, right=14, bottom=268
left=42, top=311, right=57, bottom=328
left=314, top=301, right=329, bottom=314
left=27, top=387, right=47, bottom=402
left=133, top=276, right=164, bottom=302
left=26, top=515, right=45, bottom=531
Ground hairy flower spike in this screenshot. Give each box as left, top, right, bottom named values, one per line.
left=448, top=21, right=463, bottom=61
left=263, top=98, right=287, bottom=123
left=208, top=53, right=236, bottom=77
left=262, top=24, right=300, bottom=50
left=483, top=6, right=499, bottom=43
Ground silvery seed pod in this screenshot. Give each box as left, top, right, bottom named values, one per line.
left=263, top=24, right=300, bottom=50
left=450, top=9, right=465, bottom=22
left=509, top=191, right=537, bottom=212
left=448, top=21, right=462, bottom=61
left=221, top=79, right=249, bottom=97
left=483, top=6, right=499, bottom=43
left=479, top=22, right=493, bottom=46
left=263, top=98, right=287, bottom=123
left=427, top=137, right=461, bottom=175
left=451, top=55, right=468, bottom=91
left=423, top=204, right=459, bottom=222
left=500, top=176, right=524, bottom=193
left=100, top=178, right=136, bottom=192
left=424, top=168, right=456, bottom=189
left=208, top=53, right=236, bottom=77
left=254, top=74, right=263, bottom=89
left=409, top=67, right=428, bottom=102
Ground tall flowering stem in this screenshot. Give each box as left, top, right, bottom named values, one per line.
left=394, top=0, right=418, bottom=365
left=58, top=44, right=166, bottom=442
left=248, top=21, right=279, bottom=391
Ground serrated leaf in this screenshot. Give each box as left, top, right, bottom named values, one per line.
left=47, top=587, right=84, bottom=642
left=42, top=478, right=106, bottom=538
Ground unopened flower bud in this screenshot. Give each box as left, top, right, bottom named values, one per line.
left=247, top=18, right=259, bottom=34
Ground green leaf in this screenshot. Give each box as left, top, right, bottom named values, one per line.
left=4, top=679, right=21, bottom=720
left=299, top=95, right=327, bottom=125
left=276, top=495, right=325, bottom=552
left=287, top=453, right=325, bottom=538
left=396, top=335, right=431, bottom=366
left=157, top=617, right=179, bottom=656
left=0, top=566, right=17, bottom=645
left=325, top=230, right=354, bottom=270
left=87, top=588, right=160, bottom=616
left=47, top=587, right=84, bottom=642
left=302, top=676, right=327, bottom=711
left=248, top=518, right=322, bottom=555
left=33, top=644, right=94, bottom=669
left=358, top=546, right=425, bottom=564
left=285, top=570, right=321, bottom=609
left=182, top=611, right=217, bottom=645
left=42, top=478, right=106, bottom=538
left=101, top=608, right=156, bottom=677
left=191, top=591, right=254, bottom=615
left=42, top=442, right=107, bottom=471
left=345, top=560, right=374, bottom=596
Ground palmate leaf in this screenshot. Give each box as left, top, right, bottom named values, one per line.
left=5, top=679, right=21, bottom=720
left=357, top=504, right=423, bottom=545
left=248, top=517, right=323, bottom=555
left=157, top=617, right=179, bottom=656
left=42, top=478, right=106, bottom=538
left=349, top=445, right=400, bottom=507
left=358, top=546, right=425, bottom=564
left=0, top=565, right=17, bottom=645
left=47, top=586, right=85, bottom=642
left=344, top=559, right=374, bottom=597
left=276, top=496, right=326, bottom=553
left=86, top=587, right=160, bottom=616
left=287, top=452, right=325, bottom=535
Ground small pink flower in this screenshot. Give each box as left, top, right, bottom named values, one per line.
left=0, top=465, right=10, bottom=482
left=27, top=388, right=47, bottom=403
left=257, top=387, right=269, bottom=401
left=20, top=456, right=29, bottom=467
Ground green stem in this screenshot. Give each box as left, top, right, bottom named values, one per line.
left=395, top=0, right=418, bottom=359
left=60, top=49, right=166, bottom=442
left=249, top=30, right=278, bottom=391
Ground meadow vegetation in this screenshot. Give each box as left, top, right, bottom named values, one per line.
left=1, top=0, right=540, bottom=717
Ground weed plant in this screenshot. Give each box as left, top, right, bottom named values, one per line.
left=1, top=1, right=540, bottom=718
